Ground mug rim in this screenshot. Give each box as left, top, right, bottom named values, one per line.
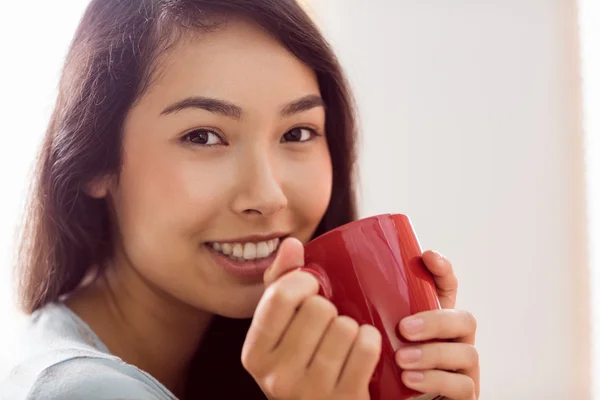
left=309, top=213, right=409, bottom=243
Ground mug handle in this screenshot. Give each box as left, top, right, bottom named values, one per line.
left=298, top=263, right=333, bottom=300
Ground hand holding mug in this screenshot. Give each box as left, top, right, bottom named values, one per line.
left=397, top=251, right=480, bottom=400
left=243, top=214, right=480, bottom=400
left=242, top=238, right=382, bottom=400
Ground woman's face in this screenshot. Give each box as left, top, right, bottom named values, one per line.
left=103, top=19, right=332, bottom=318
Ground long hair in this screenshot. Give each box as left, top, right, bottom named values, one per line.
left=15, top=0, right=358, bottom=397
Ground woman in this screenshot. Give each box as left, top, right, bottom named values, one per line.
left=3, top=0, right=479, bottom=399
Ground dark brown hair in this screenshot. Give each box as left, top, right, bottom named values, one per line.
left=16, top=0, right=358, bottom=397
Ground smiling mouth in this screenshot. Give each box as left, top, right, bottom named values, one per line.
left=206, top=237, right=286, bottom=262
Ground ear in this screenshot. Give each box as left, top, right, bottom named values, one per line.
left=84, top=175, right=114, bottom=199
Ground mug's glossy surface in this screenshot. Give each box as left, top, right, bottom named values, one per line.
left=302, top=214, right=442, bottom=400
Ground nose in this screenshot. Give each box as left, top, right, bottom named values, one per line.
left=231, top=152, right=288, bottom=217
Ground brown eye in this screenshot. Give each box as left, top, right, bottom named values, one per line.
left=183, top=129, right=224, bottom=146
left=281, top=127, right=316, bottom=143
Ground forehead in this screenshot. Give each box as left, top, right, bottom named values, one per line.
left=140, top=18, right=321, bottom=113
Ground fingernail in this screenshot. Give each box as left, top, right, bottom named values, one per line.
left=398, top=348, right=422, bottom=364
left=401, top=318, right=425, bottom=335
left=404, top=371, right=425, bottom=383
left=432, top=250, right=444, bottom=260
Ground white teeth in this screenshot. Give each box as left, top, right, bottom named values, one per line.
left=243, top=243, right=257, bottom=260
left=232, top=243, right=243, bottom=258
left=269, top=238, right=280, bottom=253
left=210, top=238, right=282, bottom=261
left=222, top=243, right=232, bottom=255
left=256, top=242, right=269, bottom=258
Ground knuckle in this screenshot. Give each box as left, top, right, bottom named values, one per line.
left=465, top=343, right=479, bottom=367
left=462, top=310, right=478, bottom=332
left=240, top=351, right=253, bottom=371
left=332, top=315, right=360, bottom=338
left=296, top=270, right=321, bottom=288
left=241, top=348, right=262, bottom=375
left=304, top=295, right=338, bottom=319
left=356, top=325, right=382, bottom=356
left=265, top=284, right=296, bottom=309
left=265, top=273, right=319, bottom=309
left=460, top=377, right=476, bottom=400
left=320, top=299, right=339, bottom=319
left=263, top=372, right=296, bottom=400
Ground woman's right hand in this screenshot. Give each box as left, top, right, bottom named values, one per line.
left=241, top=238, right=382, bottom=400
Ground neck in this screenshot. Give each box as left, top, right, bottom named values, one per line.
left=66, top=259, right=213, bottom=397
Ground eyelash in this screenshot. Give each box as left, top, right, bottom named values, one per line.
left=181, top=128, right=226, bottom=147
left=180, top=126, right=322, bottom=147
left=280, top=126, right=322, bottom=143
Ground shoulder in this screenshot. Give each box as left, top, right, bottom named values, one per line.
left=2, top=345, right=174, bottom=400
left=21, top=357, right=169, bottom=400
left=0, top=303, right=175, bottom=399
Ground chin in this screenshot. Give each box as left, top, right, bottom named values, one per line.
left=215, top=300, right=260, bottom=319
left=198, top=286, right=264, bottom=320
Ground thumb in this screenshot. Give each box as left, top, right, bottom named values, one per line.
left=263, top=237, right=304, bottom=286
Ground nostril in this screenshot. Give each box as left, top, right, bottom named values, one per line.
left=243, top=209, right=262, bottom=215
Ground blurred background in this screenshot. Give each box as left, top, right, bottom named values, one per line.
left=0, top=1, right=598, bottom=399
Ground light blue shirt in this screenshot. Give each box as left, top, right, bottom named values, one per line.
left=1, top=303, right=177, bottom=400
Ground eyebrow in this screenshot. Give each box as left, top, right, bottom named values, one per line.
left=280, top=94, right=326, bottom=117
left=161, top=97, right=243, bottom=119
left=160, top=94, right=325, bottom=119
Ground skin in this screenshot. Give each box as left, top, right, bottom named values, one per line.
left=66, top=18, right=480, bottom=400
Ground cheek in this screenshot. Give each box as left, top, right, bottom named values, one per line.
left=114, top=143, right=230, bottom=257
left=282, top=146, right=333, bottom=234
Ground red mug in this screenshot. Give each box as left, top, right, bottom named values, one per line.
left=301, top=214, right=443, bottom=400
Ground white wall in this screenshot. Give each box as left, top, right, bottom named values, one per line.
left=309, top=1, right=590, bottom=399
left=0, top=1, right=91, bottom=368
left=579, top=0, right=600, bottom=396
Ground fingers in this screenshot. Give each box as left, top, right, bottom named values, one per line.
left=402, top=369, right=477, bottom=400
left=336, top=324, right=382, bottom=394
left=275, top=295, right=338, bottom=366
left=263, top=237, right=305, bottom=285
left=244, top=236, right=314, bottom=370
left=242, top=270, right=320, bottom=375
left=306, top=316, right=360, bottom=391
left=422, top=250, right=458, bottom=309
left=396, top=342, right=479, bottom=372
left=397, top=309, right=480, bottom=400
left=399, top=309, right=477, bottom=344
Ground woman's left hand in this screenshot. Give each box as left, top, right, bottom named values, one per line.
left=396, top=251, right=480, bottom=400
